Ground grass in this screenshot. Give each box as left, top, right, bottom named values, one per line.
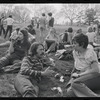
left=0, top=24, right=90, bottom=97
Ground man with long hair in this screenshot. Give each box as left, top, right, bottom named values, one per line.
left=14, top=42, right=55, bottom=97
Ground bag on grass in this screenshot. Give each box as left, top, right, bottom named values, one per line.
left=58, top=49, right=73, bottom=61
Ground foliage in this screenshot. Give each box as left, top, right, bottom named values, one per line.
left=0, top=5, right=31, bottom=23
left=84, top=8, right=97, bottom=25
left=30, top=4, right=56, bottom=17
left=60, top=4, right=89, bottom=25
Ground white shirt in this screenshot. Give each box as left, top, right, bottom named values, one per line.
left=73, top=47, right=98, bottom=72
left=86, top=32, right=96, bottom=43
left=4, top=18, right=14, bottom=25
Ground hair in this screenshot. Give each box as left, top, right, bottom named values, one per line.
left=16, top=27, right=20, bottom=34
left=27, top=24, right=33, bottom=29
left=20, top=29, right=28, bottom=41
left=72, top=33, right=88, bottom=49
left=42, top=13, right=45, bottom=16
left=87, top=26, right=93, bottom=32
left=68, top=27, right=73, bottom=33
left=9, top=15, right=12, bottom=18
left=50, top=27, right=56, bottom=34
left=49, top=28, right=59, bottom=41
left=28, top=42, right=44, bottom=56
left=48, top=12, right=52, bottom=16
left=77, top=28, right=82, bottom=34
left=65, top=30, right=67, bottom=32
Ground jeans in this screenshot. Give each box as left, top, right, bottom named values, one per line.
left=14, top=74, right=39, bottom=97
left=0, top=53, right=22, bottom=69
left=0, top=25, right=5, bottom=36
left=4, top=25, right=12, bottom=38
left=66, top=72, right=100, bottom=97
left=44, top=39, right=57, bottom=53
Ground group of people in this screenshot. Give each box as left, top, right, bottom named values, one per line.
left=31, top=12, right=54, bottom=43
left=0, top=15, right=14, bottom=39
left=0, top=12, right=100, bottom=97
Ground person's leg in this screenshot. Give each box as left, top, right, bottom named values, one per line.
left=65, top=77, right=76, bottom=97
left=0, top=54, right=11, bottom=70
left=72, top=73, right=100, bottom=97
left=9, top=25, right=12, bottom=38
left=14, top=74, right=39, bottom=97
left=40, top=27, right=44, bottom=43
left=2, top=25, right=5, bottom=36
left=48, top=41, right=57, bottom=53
left=4, top=25, right=9, bottom=38
left=66, top=86, right=76, bottom=97
left=0, top=25, right=3, bottom=36
left=42, top=27, right=46, bottom=43
left=0, top=25, right=1, bottom=36
left=45, top=40, right=53, bottom=53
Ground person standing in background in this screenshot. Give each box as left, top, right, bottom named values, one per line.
left=38, top=13, right=47, bottom=43
left=4, top=15, right=14, bottom=39
left=47, top=12, right=54, bottom=30
left=0, top=15, right=5, bottom=37
left=31, top=17, right=35, bottom=28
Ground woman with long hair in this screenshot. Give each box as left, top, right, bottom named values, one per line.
left=0, top=29, right=31, bottom=71
left=44, top=27, right=59, bottom=54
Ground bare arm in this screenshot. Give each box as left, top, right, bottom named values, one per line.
left=0, top=41, right=10, bottom=48
left=79, top=61, right=99, bottom=76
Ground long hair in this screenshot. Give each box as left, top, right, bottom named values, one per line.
left=87, top=26, right=93, bottom=32
left=20, top=29, right=29, bottom=44
left=16, top=29, right=30, bottom=50
left=28, top=42, right=44, bottom=56
left=49, top=28, right=58, bottom=39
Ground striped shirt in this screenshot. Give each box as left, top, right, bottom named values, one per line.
left=19, top=55, right=53, bottom=80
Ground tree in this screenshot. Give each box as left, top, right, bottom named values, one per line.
left=12, top=5, right=31, bottom=23
left=30, top=4, right=56, bottom=17
left=84, top=8, right=97, bottom=25
left=59, top=4, right=89, bottom=25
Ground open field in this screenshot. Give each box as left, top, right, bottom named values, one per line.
left=0, top=24, right=97, bottom=97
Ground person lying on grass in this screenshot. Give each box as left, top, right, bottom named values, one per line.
left=14, top=42, right=55, bottom=97
left=0, top=29, right=31, bottom=72
left=65, top=33, right=100, bottom=97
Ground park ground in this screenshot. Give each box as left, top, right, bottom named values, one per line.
left=0, top=23, right=91, bottom=97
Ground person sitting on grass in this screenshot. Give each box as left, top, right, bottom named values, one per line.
left=66, top=33, right=100, bottom=97
left=58, top=30, right=69, bottom=49
left=86, top=26, right=96, bottom=47
left=67, top=27, right=74, bottom=45
left=26, top=24, right=36, bottom=37
left=14, top=42, right=55, bottom=97
left=43, top=27, right=59, bottom=54
left=73, top=28, right=83, bottom=38
left=0, top=29, right=31, bottom=72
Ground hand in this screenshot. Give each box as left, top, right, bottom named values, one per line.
left=71, top=73, right=80, bottom=78
left=41, top=67, right=55, bottom=77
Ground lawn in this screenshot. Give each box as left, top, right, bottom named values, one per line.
left=0, top=24, right=87, bottom=97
